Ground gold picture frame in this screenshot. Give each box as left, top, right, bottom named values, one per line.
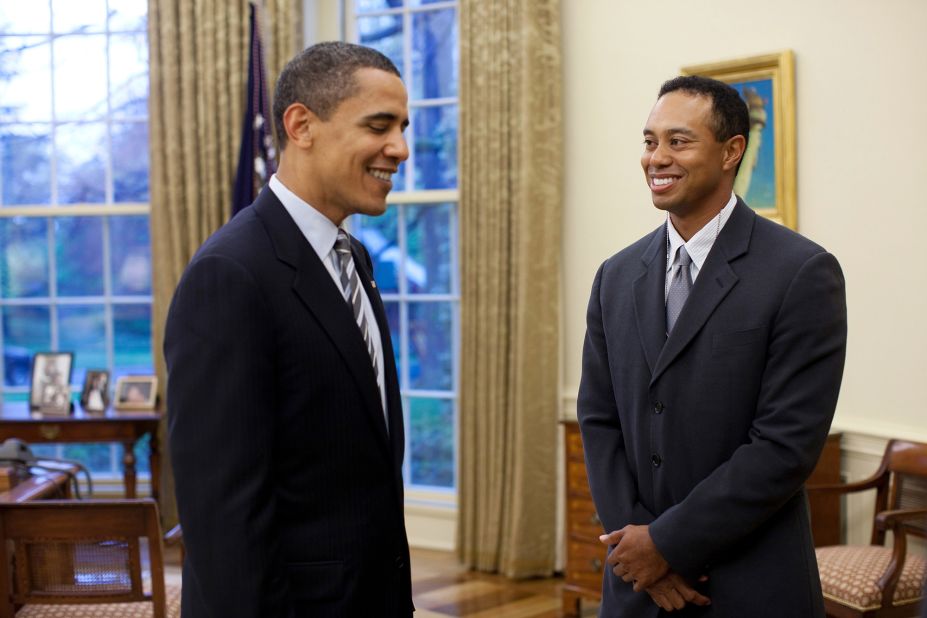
left=682, top=50, right=796, bottom=230
left=113, top=375, right=158, bottom=411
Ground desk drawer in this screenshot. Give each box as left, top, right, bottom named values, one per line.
left=566, top=539, right=605, bottom=590
left=568, top=496, right=603, bottom=541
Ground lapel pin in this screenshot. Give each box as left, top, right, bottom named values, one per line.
left=371, top=281, right=377, bottom=289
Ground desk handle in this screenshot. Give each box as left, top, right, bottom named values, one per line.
left=39, top=424, right=61, bottom=440
left=590, top=558, right=603, bottom=572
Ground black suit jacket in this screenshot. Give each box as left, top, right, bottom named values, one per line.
left=165, top=187, right=412, bottom=617
left=578, top=200, right=847, bottom=617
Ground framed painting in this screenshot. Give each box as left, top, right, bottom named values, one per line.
left=682, top=50, right=796, bottom=230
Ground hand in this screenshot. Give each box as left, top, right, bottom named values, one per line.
left=645, top=572, right=711, bottom=612
left=600, top=525, right=669, bottom=591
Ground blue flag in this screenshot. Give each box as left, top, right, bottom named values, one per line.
left=232, top=3, right=276, bottom=216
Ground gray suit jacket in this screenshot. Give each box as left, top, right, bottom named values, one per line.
left=578, top=199, right=847, bottom=617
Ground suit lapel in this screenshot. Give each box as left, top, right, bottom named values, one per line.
left=632, top=227, right=668, bottom=374
left=650, top=200, right=754, bottom=385
left=253, top=188, right=391, bottom=453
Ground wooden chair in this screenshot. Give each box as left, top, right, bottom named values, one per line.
left=0, top=499, right=182, bottom=618
left=808, top=439, right=927, bottom=618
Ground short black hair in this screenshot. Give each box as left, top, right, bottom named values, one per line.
left=658, top=75, right=750, bottom=167
left=273, top=41, right=400, bottom=149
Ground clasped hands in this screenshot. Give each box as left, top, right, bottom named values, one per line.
left=599, top=525, right=710, bottom=612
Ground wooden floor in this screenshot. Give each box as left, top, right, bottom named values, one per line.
left=410, top=548, right=598, bottom=617
left=166, top=547, right=599, bottom=617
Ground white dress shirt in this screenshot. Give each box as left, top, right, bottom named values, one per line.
left=269, top=174, right=388, bottom=418
left=665, top=192, right=737, bottom=300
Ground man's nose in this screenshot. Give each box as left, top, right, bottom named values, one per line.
left=648, top=142, right=672, bottom=167
left=385, top=130, right=410, bottom=162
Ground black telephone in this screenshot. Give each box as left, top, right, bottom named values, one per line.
left=0, top=438, right=93, bottom=497
left=0, top=438, right=35, bottom=463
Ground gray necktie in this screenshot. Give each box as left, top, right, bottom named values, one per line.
left=334, top=230, right=380, bottom=382
left=666, top=246, right=692, bottom=334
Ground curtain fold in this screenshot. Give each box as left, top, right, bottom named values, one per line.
left=148, top=0, right=301, bottom=525
left=457, top=0, right=563, bottom=577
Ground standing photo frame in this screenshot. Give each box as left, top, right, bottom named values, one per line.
left=682, top=50, right=797, bottom=230
left=113, top=375, right=158, bottom=411
left=80, top=369, right=111, bottom=412
left=29, top=352, right=73, bottom=413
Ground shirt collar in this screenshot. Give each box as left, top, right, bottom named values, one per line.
left=666, top=192, right=737, bottom=272
left=269, top=174, right=340, bottom=262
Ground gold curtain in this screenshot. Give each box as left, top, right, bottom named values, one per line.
left=457, top=0, right=563, bottom=577
left=148, top=0, right=301, bottom=524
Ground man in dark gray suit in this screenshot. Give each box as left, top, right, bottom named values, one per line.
left=577, top=76, right=847, bottom=616
left=165, top=42, right=412, bottom=617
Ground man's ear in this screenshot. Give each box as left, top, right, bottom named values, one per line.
left=722, top=135, right=747, bottom=172
left=282, top=102, right=318, bottom=148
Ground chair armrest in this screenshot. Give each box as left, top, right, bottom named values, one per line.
left=873, top=508, right=927, bottom=607
left=875, top=508, right=927, bottom=532
left=806, top=473, right=883, bottom=495
left=163, top=524, right=183, bottom=547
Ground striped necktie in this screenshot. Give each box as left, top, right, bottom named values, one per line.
left=334, top=230, right=380, bottom=382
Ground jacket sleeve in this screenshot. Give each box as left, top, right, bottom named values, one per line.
left=165, top=253, right=295, bottom=618
left=578, top=263, right=656, bottom=533
left=649, top=251, right=848, bottom=577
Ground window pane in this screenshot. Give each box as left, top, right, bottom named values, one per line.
left=0, top=217, right=49, bottom=298
left=53, top=34, right=107, bottom=121
left=355, top=0, right=403, bottom=13
left=408, top=301, right=452, bottom=390
left=52, top=0, right=106, bottom=34
left=0, top=125, right=52, bottom=205
left=113, top=303, right=151, bottom=377
left=57, top=122, right=106, bottom=203
left=3, top=306, right=51, bottom=387
left=412, top=104, right=457, bottom=190
left=0, top=4, right=51, bottom=34
left=384, top=300, right=400, bottom=381
left=58, top=304, right=106, bottom=386
left=353, top=207, right=399, bottom=293
left=133, top=433, right=150, bottom=474
left=110, top=216, right=151, bottom=295
left=358, top=14, right=403, bottom=73
left=62, top=443, right=112, bottom=474
left=112, top=122, right=149, bottom=201
left=108, top=0, right=147, bottom=32
left=406, top=203, right=452, bottom=293
left=0, top=36, right=52, bottom=122
left=55, top=217, right=104, bottom=296
left=110, top=34, right=148, bottom=118
left=411, top=8, right=457, bottom=100
left=408, top=397, right=453, bottom=487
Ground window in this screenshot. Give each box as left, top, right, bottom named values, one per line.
left=349, top=0, right=459, bottom=491
left=0, top=1, right=152, bottom=475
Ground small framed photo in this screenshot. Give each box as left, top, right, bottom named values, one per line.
left=29, top=352, right=73, bottom=413
left=80, top=369, right=111, bottom=412
left=682, top=50, right=797, bottom=230
left=113, top=375, right=158, bottom=411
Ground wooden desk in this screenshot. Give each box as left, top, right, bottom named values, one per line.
left=0, top=403, right=161, bottom=502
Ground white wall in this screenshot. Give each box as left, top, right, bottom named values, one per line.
left=561, top=0, right=927, bottom=444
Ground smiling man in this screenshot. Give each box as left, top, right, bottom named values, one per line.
left=165, top=42, right=412, bottom=617
left=577, top=76, right=847, bottom=616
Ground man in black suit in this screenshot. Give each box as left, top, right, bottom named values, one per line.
left=577, top=76, right=847, bottom=616
left=165, top=42, right=412, bottom=617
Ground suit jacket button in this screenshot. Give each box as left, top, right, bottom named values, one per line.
left=653, top=402, right=664, bottom=414
left=651, top=454, right=662, bottom=467
left=396, top=556, right=405, bottom=570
